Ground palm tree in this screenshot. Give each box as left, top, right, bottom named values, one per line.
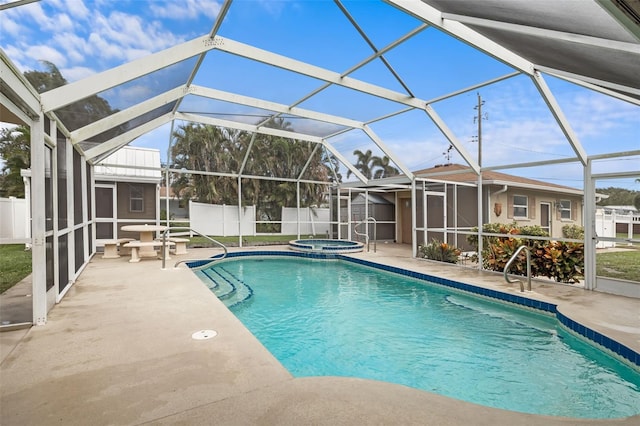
left=0, top=125, right=30, bottom=197
left=347, top=149, right=375, bottom=179
left=171, top=116, right=334, bottom=232
left=372, top=155, right=400, bottom=179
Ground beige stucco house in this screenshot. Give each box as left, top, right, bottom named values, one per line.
left=383, top=164, right=583, bottom=249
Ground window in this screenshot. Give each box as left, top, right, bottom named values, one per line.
left=513, top=195, right=528, bottom=217
left=559, top=200, right=571, bottom=220
left=129, top=185, right=144, bottom=212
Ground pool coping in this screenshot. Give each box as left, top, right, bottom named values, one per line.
left=191, top=250, right=640, bottom=368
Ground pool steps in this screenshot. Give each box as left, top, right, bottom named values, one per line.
left=189, top=251, right=640, bottom=368
left=200, top=266, right=253, bottom=308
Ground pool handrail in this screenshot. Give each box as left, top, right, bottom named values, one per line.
left=354, top=217, right=377, bottom=253
left=503, top=245, right=531, bottom=292
left=160, top=227, right=228, bottom=270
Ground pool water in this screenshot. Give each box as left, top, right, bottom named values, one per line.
left=203, top=257, right=640, bottom=419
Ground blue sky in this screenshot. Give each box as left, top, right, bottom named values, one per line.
left=1, top=0, right=638, bottom=190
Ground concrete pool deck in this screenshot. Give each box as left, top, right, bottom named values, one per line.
left=1, top=244, right=639, bottom=425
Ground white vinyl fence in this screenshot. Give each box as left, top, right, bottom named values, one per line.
left=0, top=197, right=28, bottom=241
left=189, top=202, right=256, bottom=236
left=281, top=207, right=330, bottom=236
left=188, top=201, right=330, bottom=237
left=595, top=208, right=639, bottom=248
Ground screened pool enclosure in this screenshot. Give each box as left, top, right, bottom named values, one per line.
left=1, top=0, right=639, bottom=325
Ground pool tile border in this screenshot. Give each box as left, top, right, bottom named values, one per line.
left=190, top=250, right=640, bottom=367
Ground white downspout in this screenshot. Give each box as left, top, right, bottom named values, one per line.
left=489, top=185, right=508, bottom=222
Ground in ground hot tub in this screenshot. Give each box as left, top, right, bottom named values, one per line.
left=289, top=239, right=364, bottom=254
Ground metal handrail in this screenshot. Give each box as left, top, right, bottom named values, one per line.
left=503, top=245, right=531, bottom=292
left=354, top=217, right=377, bottom=253
left=353, top=221, right=369, bottom=246
left=160, top=227, right=227, bottom=270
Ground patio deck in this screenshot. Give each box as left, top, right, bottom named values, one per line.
left=1, top=244, right=639, bottom=425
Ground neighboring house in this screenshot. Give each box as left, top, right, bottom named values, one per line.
left=397, top=164, right=583, bottom=246
left=94, top=147, right=162, bottom=244
left=159, top=186, right=189, bottom=219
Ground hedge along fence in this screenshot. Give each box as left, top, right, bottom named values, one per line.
left=467, top=223, right=585, bottom=284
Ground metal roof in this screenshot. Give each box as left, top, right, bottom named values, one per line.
left=94, top=146, right=162, bottom=183
left=1, top=0, right=639, bottom=186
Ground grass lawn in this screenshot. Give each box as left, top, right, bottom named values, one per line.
left=0, top=244, right=32, bottom=294
left=596, top=249, right=640, bottom=282
left=187, top=234, right=301, bottom=246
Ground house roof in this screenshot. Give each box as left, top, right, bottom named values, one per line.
left=413, top=163, right=582, bottom=194
left=352, top=193, right=392, bottom=205
left=159, top=186, right=178, bottom=199
left=94, top=146, right=162, bottom=183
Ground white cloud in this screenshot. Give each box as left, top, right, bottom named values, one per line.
left=0, top=15, right=23, bottom=38
left=150, top=0, right=221, bottom=20
left=25, top=45, right=67, bottom=67
left=90, top=11, right=185, bottom=62
left=62, top=66, right=95, bottom=81
left=113, top=84, right=155, bottom=107
left=87, top=32, right=125, bottom=61
left=63, top=0, right=91, bottom=21
left=559, top=91, right=640, bottom=140
left=52, top=32, right=92, bottom=64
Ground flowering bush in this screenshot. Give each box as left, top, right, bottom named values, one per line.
left=419, top=239, right=461, bottom=264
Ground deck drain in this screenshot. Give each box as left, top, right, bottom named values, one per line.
left=192, top=329, right=217, bottom=340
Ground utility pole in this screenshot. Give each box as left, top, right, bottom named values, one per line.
left=473, top=92, right=488, bottom=167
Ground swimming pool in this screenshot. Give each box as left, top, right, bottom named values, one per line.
left=289, top=239, right=364, bottom=253
left=195, top=253, right=640, bottom=419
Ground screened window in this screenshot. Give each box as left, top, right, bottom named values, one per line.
left=560, top=200, right=571, bottom=220
left=130, top=185, right=144, bottom=212
left=513, top=195, right=528, bottom=217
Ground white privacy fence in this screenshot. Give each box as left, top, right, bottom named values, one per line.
left=188, top=201, right=330, bottom=236
left=0, top=197, right=28, bottom=241
left=281, top=207, right=330, bottom=236
left=595, top=209, right=639, bottom=248
left=189, top=202, right=256, bottom=236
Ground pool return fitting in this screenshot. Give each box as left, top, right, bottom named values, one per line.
left=503, top=245, right=532, bottom=292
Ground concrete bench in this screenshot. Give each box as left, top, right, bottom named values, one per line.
left=168, top=237, right=189, bottom=255
left=123, top=241, right=175, bottom=263
left=102, top=238, right=135, bottom=259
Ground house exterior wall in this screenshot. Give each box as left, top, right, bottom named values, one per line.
left=116, top=182, right=157, bottom=220
left=488, top=188, right=583, bottom=238
left=396, top=184, right=582, bottom=245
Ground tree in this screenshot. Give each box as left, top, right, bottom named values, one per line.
left=0, top=62, right=121, bottom=197
left=372, top=155, right=400, bottom=179
left=170, top=123, right=246, bottom=204
left=24, top=61, right=118, bottom=133
left=347, top=150, right=400, bottom=180
left=348, top=149, right=375, bottom=179
left=596, top=186, right=639, bottom=206
left=170, top=116, right=334, bottom=232
left=0, top=126, right=30, bottom=197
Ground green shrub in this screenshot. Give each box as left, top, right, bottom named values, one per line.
left=419, top=239, right=461, bottom=264
left=562, top=224, right=584, bottom=239
left=466, top=222, right=583, bottom=283
left=534, top=241, right=584, bottom=283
